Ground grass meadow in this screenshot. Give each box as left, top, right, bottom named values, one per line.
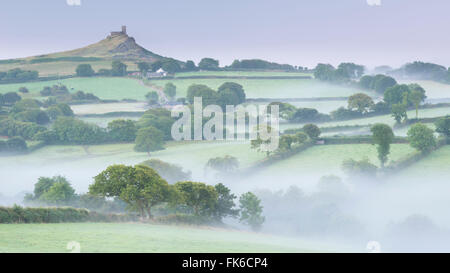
left=0, top=223, right=326, bottom=253
left=0, top=77, right=152, bottom=101
left=149, top=78, right=375, bottom=99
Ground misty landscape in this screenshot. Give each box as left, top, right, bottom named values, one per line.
left=0, top=0, right=449, bottom=254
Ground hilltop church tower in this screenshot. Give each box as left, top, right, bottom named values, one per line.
left=110, top=25, right=128, bottom=37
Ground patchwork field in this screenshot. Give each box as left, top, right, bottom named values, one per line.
left=149, top=78, right=376, bottom=99
left=245, top=144, right=417, bottom=191
left=174, top=71, right=313, bottom=78
left=0, top=141, right=264, bottom=195
left=0, top=77, right=151, bottom=101
left=71, top=102, right=148, bottom=115
left=280, top=106, right=450, bottom=134
left=0, top=223, right=325, bottom=253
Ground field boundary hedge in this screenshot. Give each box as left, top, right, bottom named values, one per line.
left=0, top=206, right=138, bottom=224
left=321, top=136, right=409, bottom=145
left=384, top=137, right=448, bottom=175
left=240, top=140, right=315, bottom=176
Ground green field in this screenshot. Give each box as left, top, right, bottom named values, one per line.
left=0, top=223, right=327, bottom=253
left=149, top=78, right=376, bottom=99
left=0, top=77, right=151, bottom=101
left=393, top=145, right=450, bottom=180
left=0, top=141, right=264, bottom=195
left=174, top=71, right=313, bottom=78
left=244, top=144, right=417, bottom=191
left=280, top=106, right=450, bottom=133
left=71, top=102, right=148, bottom=115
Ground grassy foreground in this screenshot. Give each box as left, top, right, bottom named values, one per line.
left=0, top=223, right=322, bottom=253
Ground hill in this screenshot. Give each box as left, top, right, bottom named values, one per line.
left=0, top=26, right=183, bottom=76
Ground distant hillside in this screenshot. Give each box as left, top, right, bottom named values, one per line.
left=0, top=27, right=183, bottom=76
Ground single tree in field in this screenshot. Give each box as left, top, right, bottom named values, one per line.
left=391, top=103, right=407, bottom=123
left=205, top=155, right=240, bottom=176
left=239, top=192, right=265, bottom=231
left=407, top=123, right=436, bottom=153
left=302, top=124, right=321, bottom=139
left=348, top=93, right=374, bottom=114
left=163, top=83, right=177, bottom=101
left=213, top=183, right=239, bottom=221
left=134, top=126, right=164, bottom=156
left=76, top=64, right=95, bottom=77
left=90, top=165, right=172, bottom=218
left=408, top=86, right=426, bottom=119
left=370, top=123, right=394, bottom=168
left=145, top=91, right=159, bottom=105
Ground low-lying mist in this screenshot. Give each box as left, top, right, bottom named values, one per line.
left=1, top=151, right=449, bottom=253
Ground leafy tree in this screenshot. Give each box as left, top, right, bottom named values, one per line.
left=384, top=84, right=410, bottom=106
left=175, top=181, right=218, bottom=216
left=90, top=165, right=172, bottom=218
left=11, top=98, right=41, bottom=113
left=213, top=183, right=239, bottom=221
left=52, top=117, right=106, bottom=144
left=27, top=176, right=76, bottom=205
left=373, top=75, right=397, bottom=93
left=18, top=87, right=29, bottom=94
left=137, top=108, right=174, bottom=140
left=291, top=108, right=329, bottom=123
left=40, top=180, right=76, bottom=205
left=185, top=60, right=198, bottom=71
left=302, top=124, right=321, bottom=139
left=348, top=93, right=374, bottom=113
left=407, top=84, right=427, bottom=119
left=337, top=63, right=365, bottom=79
left=134, top=126, right=165, bottom=155
left=314, top=63, right=336, bottom=81
left=435, top=116, right=450, bottom=138
left=2, top=137, right=27, bottom=153
left=359, top=75, right=374, bottom=89
left=342, top=157, right=378, bottom=180
left=407, top=123, right=436, bottom=153
left=217, top=82, right=246, bottom=104
left=295, top=132, right=308, bottom=144
left=239, top=192, right=265, bottom=231
left=46, top=104, right=74, bottom=120
left=107, top=119, right=137, bottom=142
left=268, top=102, right=296, bottom=120
left=137, top=62, right=151, bottom=74
left=391, top=103, right=408, bottom=123
left=139, top=159, right=191, bottom=183
left=76, top=64, right=95, bottom=77
left=186, top=84, right=219, bottom=105
left=279, top=135, right=296, bottom=151
left=111, top=60, right=127, bottom=76
left=206, top=155, right=240, bottom=175
left=161, top=59, right=181, bottom=73
left=145, top=91, right=159, bottom=105
left=371, top=123, right=394, bottom=167
left=12, top=109, right=50, bottom=125
left=2, top=92, right=21, bottom=105
left=198, top=58, right=219, bottom=70
left=163, top=83, right=177, bottom=100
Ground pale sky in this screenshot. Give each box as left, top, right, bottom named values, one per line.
left=1, top=0, right=449, bottom=69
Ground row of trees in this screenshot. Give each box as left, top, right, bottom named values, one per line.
left=76, top=61, right=128, bottom=77
left=186, top=82, right=246, bottom=109
left=314, top=63, right=365, bottom=83
left=87, top=164, right=265, bottom=230
left=0, top=68, right=38, bottom=83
